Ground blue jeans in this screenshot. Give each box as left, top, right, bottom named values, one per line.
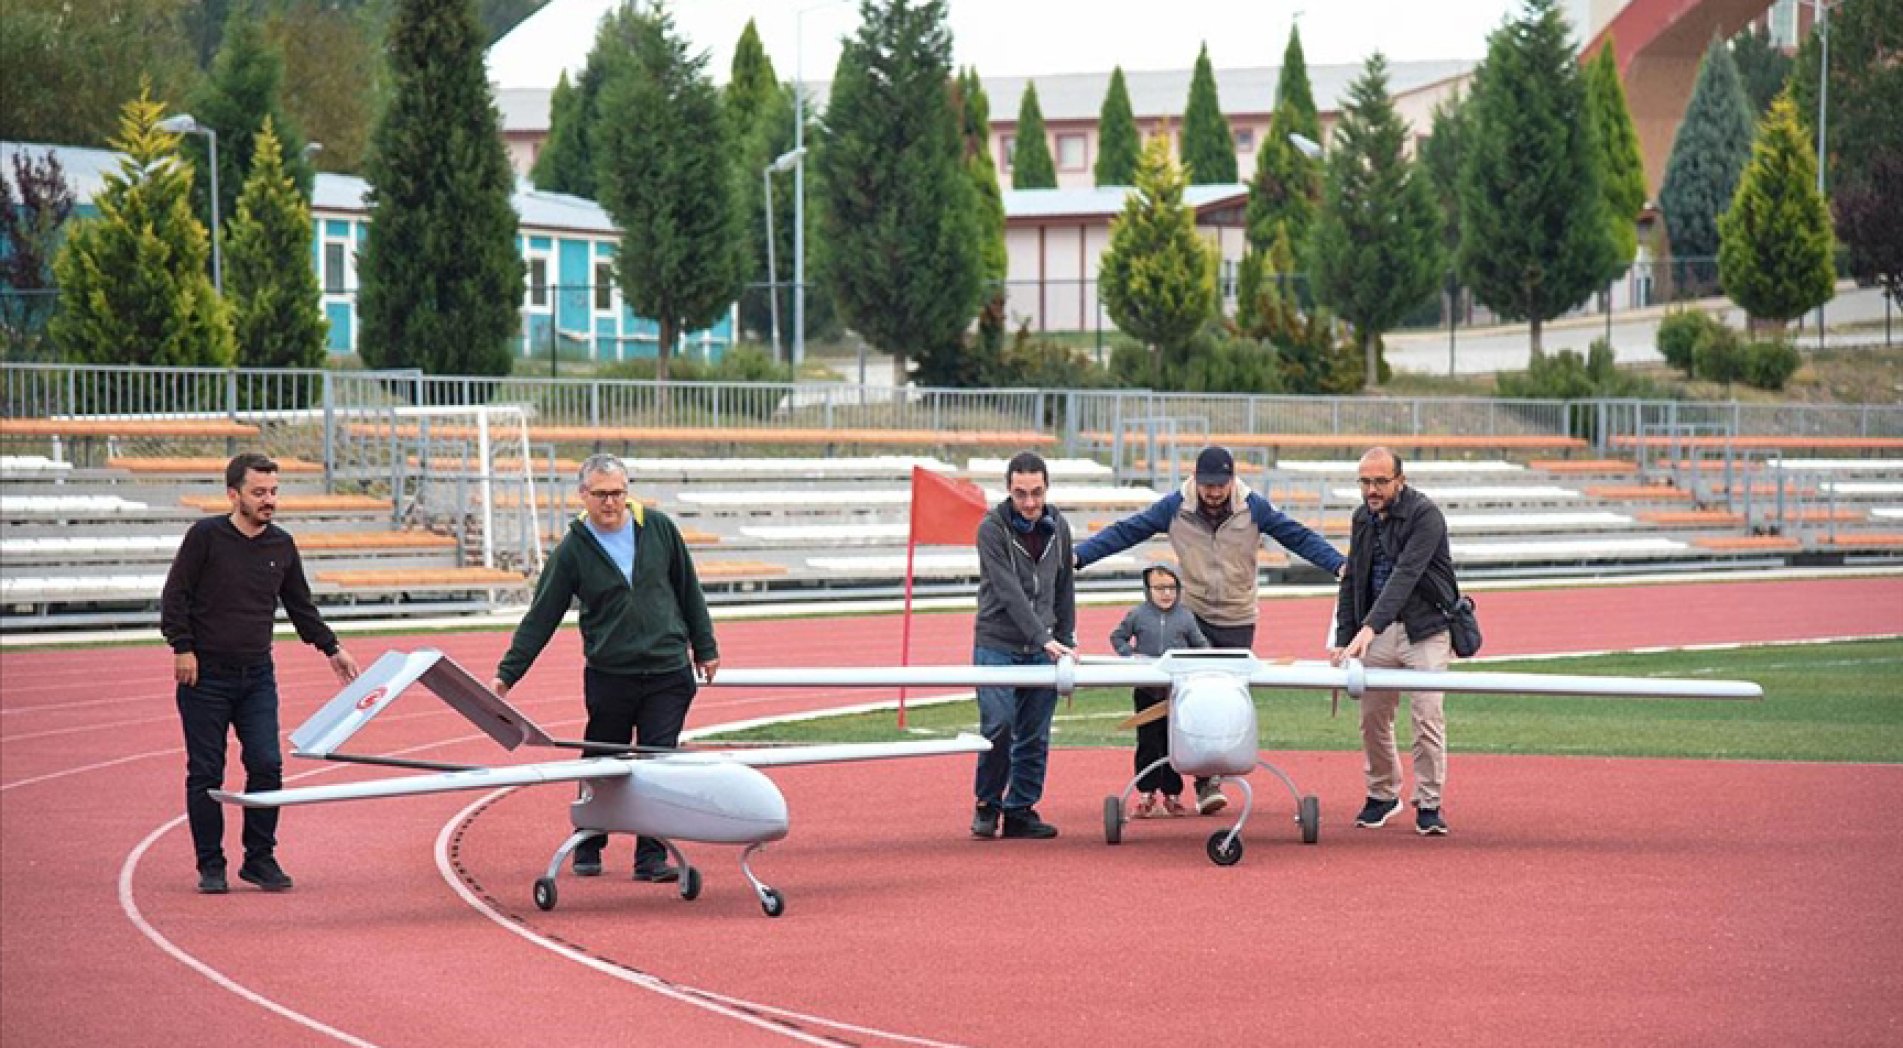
left=973, top=646, right=1059, bottom=813
left=177, top=662, right=282, bottom=872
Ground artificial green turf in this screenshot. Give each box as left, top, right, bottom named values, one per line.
left=703, top=638, right=1903, bottom=763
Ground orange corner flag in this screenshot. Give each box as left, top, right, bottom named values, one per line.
left=908, top=466, right=989, bottom=546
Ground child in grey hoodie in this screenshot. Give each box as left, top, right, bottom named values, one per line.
left=1109, top=564, right=1209, bottom=817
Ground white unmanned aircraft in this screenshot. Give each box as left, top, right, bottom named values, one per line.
left=212, top=649, right=989, bottom=917
left=709, top=649, right=1763, bottom=867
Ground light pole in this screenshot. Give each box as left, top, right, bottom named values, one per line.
left=792, top=0, right=851, bottom=373
left=764, top=147, right=805, bottom=365
left=1809, top=0, right=1831, bottom=349
left=156, top=114, right=221, bottom=295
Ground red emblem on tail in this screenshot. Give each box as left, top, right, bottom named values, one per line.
left=355, top=686, right=388, bottom=711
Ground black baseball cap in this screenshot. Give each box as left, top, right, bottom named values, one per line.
left=1195, top=446, right=1234, bottom=484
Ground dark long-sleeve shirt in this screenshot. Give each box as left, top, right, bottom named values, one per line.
left=160, top=515, right=338, bottom=663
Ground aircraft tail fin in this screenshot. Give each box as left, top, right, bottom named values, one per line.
left=291, top=649, right=556, bottom=757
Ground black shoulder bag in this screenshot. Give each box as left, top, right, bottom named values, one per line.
left=1432, top=574, right=1482, bottom=658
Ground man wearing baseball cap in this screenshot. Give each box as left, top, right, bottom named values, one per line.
left=1075, top=444, right=1345, bottom=814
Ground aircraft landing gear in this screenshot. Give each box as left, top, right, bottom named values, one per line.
left=1103, top=795, right=1124, bottom=844
left=534, top=877, right=558, bottom=911
left=740, top=842, right=784, bottom=917
left=1206, top=830, right=1244, bottom=866
left=531, top=828, right=604, bottom=912
left=1297, top=794, right=1321, bottom=845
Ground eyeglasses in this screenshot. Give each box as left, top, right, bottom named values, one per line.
left=1356, top=476, right=1397, bottom=489
left=1148, top=584, right=1179, bottom=593
left=585, top=489, right=628, bottom=501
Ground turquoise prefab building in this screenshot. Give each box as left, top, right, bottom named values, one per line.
left=3, top=140, right=736, bottom=365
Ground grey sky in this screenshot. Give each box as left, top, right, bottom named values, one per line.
left=488, top=1, right=1585, bottom=89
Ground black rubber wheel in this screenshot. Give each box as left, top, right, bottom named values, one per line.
left=1298, top=795, right=1321, bottom=845
left=1206, top=831, right=1243, bottom=867
left=1103, top=796, right=1123, bottom=845
left=761, top=888, right=785, bottom=918
left=533, top=877, right=557, bottom=911
left=679, top=866, right=702, bottom=902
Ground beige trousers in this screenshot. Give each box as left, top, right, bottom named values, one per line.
left=1359, top=623, right=1452, bottom=809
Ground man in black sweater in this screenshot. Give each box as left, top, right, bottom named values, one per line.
left=161, top=453, right=360, bottom=895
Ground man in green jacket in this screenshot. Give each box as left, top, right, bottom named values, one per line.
left=491, top=453, right=719, bottom=882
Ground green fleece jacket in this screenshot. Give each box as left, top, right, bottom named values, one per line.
left=496, top=503, right=717, bottom=684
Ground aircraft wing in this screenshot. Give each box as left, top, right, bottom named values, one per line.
left=212, top=758, right=635, bottom=808
left=670, top=732, right=991, bottom=768
left=713, top=662, right=1175, bottom=692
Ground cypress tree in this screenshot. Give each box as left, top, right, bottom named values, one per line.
left=725, top=19, right=778, bottom=141
left=1659, top=37, right=1755, bottom=262
left=1730, top=25, right=1793, bottom=116
left=1181, top=44, right=1237, bottom=183
left=357, top=0, right=522, bottom=377
left=531, top=71, right=589, bottom=194
left=1095, top=66, right=1140, bottom=186
left=1418, top=94, right=1468, bottom=264
left=226, top=117, right=327, bottom=368
left=594, top=2, right=745, bottom=384
left=1585, top=39, right=1647, bottom=275
left=816, top=0, right=982, bottom=384
left=1311, top=54, right=1442, bottom=389
left=1099, top=136, right=1216, bottom=384
left=0, top=149, right=75, bottom=358
left=51, top=86, right=235, bottom=367
left=1011, top=82, right=1057, bottom=189
left=1274, top=23, right=1321, bottom=142
left=1718, top=93, right=1835, bottom=330
left=1457, top=0, right=1613, bottom=354
left=1238, top=98, right=1320, bottom=324
left=916, top=67, right=1008, bottom=385
left=725, top=20, right=781, bottom=341
left=185, top=9, right=314, bottom=244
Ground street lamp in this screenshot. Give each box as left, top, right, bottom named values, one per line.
left=1287, top=131, right=1322, bottom=160
left=156, top=114, right=221, bottom=295
left=1800, top=0, right=1832, bottom=349
left=764, top=147, right=806, bottom=364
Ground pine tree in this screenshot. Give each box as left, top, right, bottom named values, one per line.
left=1011, top=82, right=1057, bottom=189
left=185, top=9, right=314, bottom=246
left=1099, top=137, right=1216, bottom=384
left=357, top=0, right=522, bottom=377
left=1275, top=23, right=1321, bottom=142
left=916, top=67, right=1009, bottom=386
left=1659, top=37, right=1756, bottom=262
left=1585, top=39, right=1647, bottom=276
left=531, top=71, right=590, bottom=194
left=1094, top=66, right=1140, bottom=186
left=1238, top=98, right=1320, bottom=323
left=0, top=149, right=75, bottom=358
left=1181, top=44, right=1237, bottom=184
left=724, top=20, right=782, bottom=342
left=50, top=86, right=234, bottom=367
left=1418, top=94, right=1468, bottom=264
left=1730, top=25, right=1793, bottom=116
left=594, top=3, right=745, bottom=384
left=226, top=117, right=327, bottom=368
left=1718, top=93, right=1835, bottom=330
left=1311, top=54, right=1442, bottom=389
left=816, top=0, right=982, bottom=384
left=264, top=1, right=385, bottom=176
left=1457, top=0, right=1613, bottom=354
left=725, top=19, right=778, bottom=143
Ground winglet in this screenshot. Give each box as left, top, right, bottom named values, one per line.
left=290, top=649, right=555, bottom=757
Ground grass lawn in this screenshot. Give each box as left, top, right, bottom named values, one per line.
left=704, top=638, right=1903, bottom=764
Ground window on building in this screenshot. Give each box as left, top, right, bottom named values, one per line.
left=1001, top=135, right=1016, bottom=171
left=1233, top=127, right=1256, bottom=152
left=1769, top=0, right=1797, bottom=47
left=594, top=260, right=614, bottom=313
left=1057, top=134, right=1087, bottom=171
left=527, top=255, right=549, bottom=309
left=1219, top=257, right=1237, bottom=299
left=323, top=241, right=347, bottom=295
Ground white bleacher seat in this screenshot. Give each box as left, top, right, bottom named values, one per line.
left=677, top=489, right=913, bottom=508
left=0, top=536, right=182, bottom=557
left=1820, top=482, right=1903, bottom=495
left=1326, top=485, right=1582, bottom=502
left=624, top=456, right=953, bottom=479
left=1450, top=537, right=1687, bottom=560
left=965, top=457, right=1114, bottom=479
left=980, top=485, right=1161, bottom=509
left=806, top=552, right=1142, bottom=574
left=1, top=574, right=168, bottom=600
left=0, top=495, right=151, bottom=515
left=740, top=524, right=908, bottom=543
left=1870, top=508, right=1903, bottom=520
left=1271, top=460, right=1525, bottom=475
left=1443, top=512, right=1635, bottom=531
left=1770, top=459, right=1903, bottom=471
left=0, top=456, right=74, bottom=479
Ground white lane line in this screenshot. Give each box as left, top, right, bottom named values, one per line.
left=119, top=817, right=382, bottom=1048
left=1, top=747, right=179, bottom=792
left=436, top=791, right=971, bottom=1048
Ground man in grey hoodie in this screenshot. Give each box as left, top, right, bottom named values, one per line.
left=971, top=451, right=1076, bottom=840
left=1109, top=563, right=1209, bottom=817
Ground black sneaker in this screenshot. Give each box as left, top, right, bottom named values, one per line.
left=237, top=857, right=295, bottom=892
left=197, top=869, right=228, bottom=895
left=1195, top=780, right=1229, bottom=815
left=632, top=861, right=680, bottom=884
left=1354, top=797, right=1402, bottom=828
left=1415, top=806, right=1449, bottom=836
left=1000, top=809, right=1058, bottom=839
left=971, top=802, right=1001, bottom=838
left=572, top=847, right=603, bottom=877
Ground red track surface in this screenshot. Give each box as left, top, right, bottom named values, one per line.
left=3, top=576, right=1901, bottom=1046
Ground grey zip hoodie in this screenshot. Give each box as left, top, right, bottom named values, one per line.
left=974, top=499, right=1076, bottom=654
left=1109, top=565, right=1210, bottom=657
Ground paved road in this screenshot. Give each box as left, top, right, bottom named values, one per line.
left=1387, top=285, right=1898, bottom=376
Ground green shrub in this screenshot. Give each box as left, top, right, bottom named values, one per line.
left=1106, top=323, right=1284, bottom=393
left=1740, top=338, right=1801, bottom=390
left=1657, top=309, right=1716, bottom=375
left=599, top=345, right=793, bottom=384
left=1692, top=322, right=1745, bottom=383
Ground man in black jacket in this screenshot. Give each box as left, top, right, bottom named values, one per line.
left=492, top=453, right=719, bottom=882
left=970, top=451, right=1075, bottom=840
left=162, top=453, right=361, bottom=895
left=1330, top=448, right=1459, bottom=836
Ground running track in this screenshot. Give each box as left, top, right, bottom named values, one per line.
left=3, top=576, right=1901, bottom=1046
